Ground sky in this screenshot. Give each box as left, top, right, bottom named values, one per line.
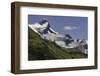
left=28, top=15, right=88, bottom=40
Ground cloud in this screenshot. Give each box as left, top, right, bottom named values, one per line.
left=64, top=26, right=78, bottom=30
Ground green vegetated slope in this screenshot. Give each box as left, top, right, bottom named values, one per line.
left=28, top=27, right=87, bottom=60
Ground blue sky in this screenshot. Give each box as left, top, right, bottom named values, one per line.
left=28, top=15, right=88, bottom=40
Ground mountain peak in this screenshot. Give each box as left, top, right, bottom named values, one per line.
left=39, top=19, right=49, bottom=25
left=28, top=19, right=88, bottom=54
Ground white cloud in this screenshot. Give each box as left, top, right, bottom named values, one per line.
left=64, top=26, right=78, bottom=30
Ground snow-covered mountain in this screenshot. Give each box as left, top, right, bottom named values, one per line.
left=28, top=19, right=88, bottom=54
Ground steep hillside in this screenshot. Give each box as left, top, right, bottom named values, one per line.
left=28, top=27, right=87, bottom=60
